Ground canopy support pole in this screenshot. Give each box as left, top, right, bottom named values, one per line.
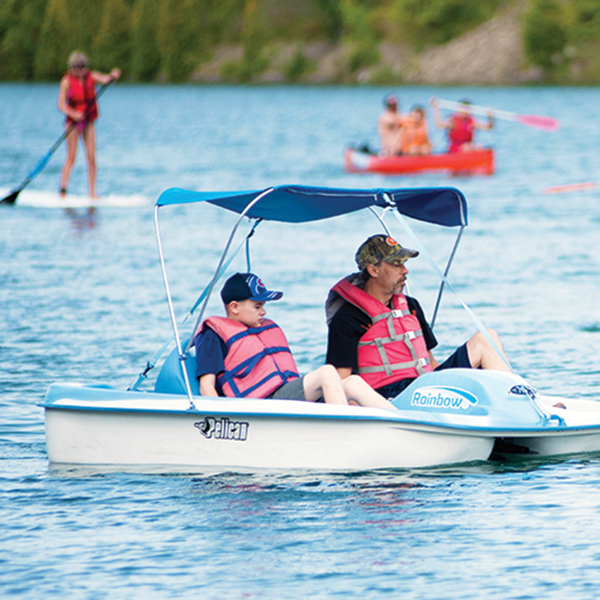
left=368, top=206, right=394, bottom=236
left=128, top=220, right=260, bottom=391
left=431, top=225, right=465, bottom=328
left=385, top=194, right=511, bottom=372
left=184, top=192, right=272, bottom=355
left=154, top=204, right=195, bottom=406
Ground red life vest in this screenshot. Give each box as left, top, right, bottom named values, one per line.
left=331, top=277, right=432, bottom=389
left=66, top=73, right=98, bottom=123
left=201, top=316, right=299, bottom=398
left=448, top=114, right=474, bottom=152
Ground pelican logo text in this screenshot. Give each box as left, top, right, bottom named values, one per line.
left=410, top=386, right=478, bottom=410
left=194, top=417, right=249, bottom=441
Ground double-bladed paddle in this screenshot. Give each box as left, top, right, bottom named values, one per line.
left=1, top=80, right=114, bottom=206
left=434, top=98, right=560, bottom=131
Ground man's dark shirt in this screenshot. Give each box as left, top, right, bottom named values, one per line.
left=326, top=295, right=437, bottom=398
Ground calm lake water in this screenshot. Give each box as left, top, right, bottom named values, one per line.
left=1, top=83, right=600, bottom=598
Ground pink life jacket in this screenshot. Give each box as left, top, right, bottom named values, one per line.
left=331, top=277, right=431, bottom=389
left=201, top=316, right=299, bottom=398
left=448, top=114, right=474, bottom=152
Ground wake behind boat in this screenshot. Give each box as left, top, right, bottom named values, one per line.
left=344, top=147, right=495, bottom=176
left=0, top=188, right=151, bottom=208
left=41, top=185, right=600, bottom=472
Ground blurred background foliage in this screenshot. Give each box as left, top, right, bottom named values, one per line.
left=2, top=0, right=600, bottom=82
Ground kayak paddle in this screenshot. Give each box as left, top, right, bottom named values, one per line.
left=0, top=80, right=114, bottom=206
left=434, top=98, right=560, bottom=131
left=544, top=181, right=596, bottom=194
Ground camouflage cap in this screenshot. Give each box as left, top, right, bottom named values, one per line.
left=355, top=234, right=418, bottom=271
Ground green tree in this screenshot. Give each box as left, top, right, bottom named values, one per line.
left=238, top=0, right=269, bottom=81
left=92, top=0, right=131, bottom=74
left=567, top=0, right=600, bottom=42
left=311, top=0, right=343, bottom=42
left=32, top=0, right=103, bottom=80
left=523, top=0, right=568, bottom=70
left=393, top=0, right=500, bottom=49
left=34, top=0, right=71, bottom=80
left=204, top=0, right=244, bottom=45
left=69, top=0, right=102, bottom=57
left=0, top=0, right=47, bottom=80
left=157, top=0, right=206, bottom=81
left=339, top=0, right=380, bottom=72
left=131, top=0, right=160, bottom=81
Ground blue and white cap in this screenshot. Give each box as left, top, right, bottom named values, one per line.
left=220, top=273, right=283, bottom=305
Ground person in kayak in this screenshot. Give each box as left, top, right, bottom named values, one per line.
left=377, top=94, right=408, bottom=156
left=325, top=235, right=511, bottom=400
left=195, top=272, right=396, bottom=409
left=58, top=51, right=121, bottom=199
left=399, top=105, right=432, bottom=155
left=430, top=97, right=493, bottom=153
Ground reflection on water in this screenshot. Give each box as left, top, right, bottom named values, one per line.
left=64, top=207, right=97, bottom=233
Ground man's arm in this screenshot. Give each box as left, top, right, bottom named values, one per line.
left=428, top=351, right=439, bottom=370
left=195, top=326, right=226, bottom=396
left=335, top=367, right=353, bottom=380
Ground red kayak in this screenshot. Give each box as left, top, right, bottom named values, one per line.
left=344, top=147, right=495, bottom=176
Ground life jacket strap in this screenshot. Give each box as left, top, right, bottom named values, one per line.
left=358, top=356, right=429, bottom=376
left=371, top=308, right=410, bottom=325
left=358, top=328, right=424, bottom=348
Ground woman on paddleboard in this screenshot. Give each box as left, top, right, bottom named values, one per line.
left=58, top=51, right=120, bottom=199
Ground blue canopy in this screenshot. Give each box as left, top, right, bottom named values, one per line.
left=156, top=185, right=467, bottom=227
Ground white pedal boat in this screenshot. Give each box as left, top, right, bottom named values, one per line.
left=41, top=185, right=600, bottom=471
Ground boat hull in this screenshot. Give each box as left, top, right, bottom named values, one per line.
left=43, top=384, right=493, bottom=471
left=344, top=148, right=495, bottom=176
left=498, top=395, right=600, bottom=457
left=42, top=371, right=600, bottom=471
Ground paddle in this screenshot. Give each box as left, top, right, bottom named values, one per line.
left=434, top=98, right=560, bottom=131
left=0, top=80, right=114, bottom=206
left=544, top=181, right=596, bottom=194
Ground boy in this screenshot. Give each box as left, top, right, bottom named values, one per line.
left=195, top=272, right=395, bottom=409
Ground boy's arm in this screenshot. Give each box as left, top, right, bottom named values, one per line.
left=195, top=326, right=225, bottom=396
left=199, top=373, right=219, bottom=397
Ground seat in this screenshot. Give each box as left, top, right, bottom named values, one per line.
left=154, top=344, right=198, bottom=395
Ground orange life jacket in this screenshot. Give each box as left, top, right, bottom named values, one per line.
left=66, top=73, right=98, bottom=123
left=201, top=316, right=299, bottom=398
left=330, top=277, right=432, bottom=389
left=400, top=121, right=430, bottom=153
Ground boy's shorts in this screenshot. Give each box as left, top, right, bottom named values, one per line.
left=268, top=375, right=306, bottom=400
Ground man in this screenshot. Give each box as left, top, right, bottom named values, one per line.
left=377, top=94, right=407, bottom=156
left=430, top=97, right=493, bottom=153
left=195, top=272, right=395, bottom=409
left=325, top=235, right=511, bottom=400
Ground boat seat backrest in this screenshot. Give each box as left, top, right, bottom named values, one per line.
left=154, top=344, right=197, bottom=395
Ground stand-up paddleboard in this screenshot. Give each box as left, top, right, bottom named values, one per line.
left=0, top=188, right=151, bottom=208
